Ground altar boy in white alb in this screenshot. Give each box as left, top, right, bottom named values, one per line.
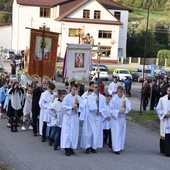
left=81, top=83, right=106, bottom=154
left=156, top=86, right=170, bottom=157
left=110, top=86, right=131, bottom=155
left=61, top=83, right=84, bottom=156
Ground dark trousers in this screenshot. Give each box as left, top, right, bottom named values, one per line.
left=32, top=112, right=39, bottom=134
left=49, top=126, right=61, bottom=146
left=142, top=95, right=148, bottom=111
left=103, top=129, right=112, bottom=148
left=160, top=134, right=170, bottom=156
left=42, top=122, right=47, bottom=140
left=10, top=117, right=18, bottom=130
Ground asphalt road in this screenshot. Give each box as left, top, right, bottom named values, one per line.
left=0, top=117, right=169, bottom=170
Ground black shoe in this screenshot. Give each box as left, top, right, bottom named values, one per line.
left=41, top=138, right=46, bottom=142
left=15, top=128, right=18, bottom=132
left=85, top=147, right=91, bottom=154
left=33, top=133, right=37, bottom=136
left=70, top=148, right=75, bottom=155
left=11, top=129, right=15, bottom=132
left=49, top=140, right=53, bottom=146
left=91, top=148, right=97, bottom=153
left=114, top=151, right=120, bottom=155
left=54, top=145, right=58, bottom=150
left=65, top=148, right=71, bottom=156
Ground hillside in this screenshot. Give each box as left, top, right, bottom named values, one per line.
left=0, top=0, right=12, bottom=23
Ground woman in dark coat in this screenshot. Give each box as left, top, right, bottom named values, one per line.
left=7, top=81, right=25, bottom=132
left=10, top=59, right=17, bottom=75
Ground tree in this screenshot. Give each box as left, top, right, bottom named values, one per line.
left=0, top=13, right=5, bottom=23
left=154, top=23, right=169, bottom=49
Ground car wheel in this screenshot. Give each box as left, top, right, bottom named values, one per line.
left=118, top=76, right=120, bottom=80
left=105, top=78, right=108, bottom=81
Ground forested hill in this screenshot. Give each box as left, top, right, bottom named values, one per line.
left=0, top=0, right=12, bottom=23
left=114, top=0, right=170, bottom=11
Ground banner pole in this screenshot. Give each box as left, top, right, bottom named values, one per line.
left=97, top=42, right=101, bottom=113
left=41, top=23, right=46, bottom=83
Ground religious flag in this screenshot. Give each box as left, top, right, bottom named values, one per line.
left=150, top=63, right=156, bottom=76
left=63, top=44, right=92, bottom=82
left=28, top=28, right=59, bottom=79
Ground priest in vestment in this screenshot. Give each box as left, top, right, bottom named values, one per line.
left=110, top=86, right=131, bottom=155
left=156, top=86, right=170, bottom=157
left=61, top=83, right=84, bottom=156
left=81, top=83, right=106, bottom=154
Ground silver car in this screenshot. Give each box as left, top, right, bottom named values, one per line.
left=2, top=49, right=15, bottom=60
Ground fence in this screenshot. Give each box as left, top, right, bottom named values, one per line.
left=119, top=57, right=167, bottom=66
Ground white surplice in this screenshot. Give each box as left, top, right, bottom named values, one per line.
left=60, top=93, right=84, bottom=149
left=81, top=92, right=106, bottom=150
left=47, top=98, right=64, bottom=128
left=108, top=82, right=122, bottom=96
left=39, top=90, right=55, bottom=135
left=110, top=94, right=131, bottom=152
left=156, top=95, right=170, bottom=138
left=102, top=103, right=111, bottom=130
left=23, top=93, right=32, bottom=117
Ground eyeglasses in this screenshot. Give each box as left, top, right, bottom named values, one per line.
left=94, top=86, right=98, bottom=88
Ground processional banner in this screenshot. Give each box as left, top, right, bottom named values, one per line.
left=63, top=44, right=92, bottom=82
left=28, top=29, right=59, bottom=79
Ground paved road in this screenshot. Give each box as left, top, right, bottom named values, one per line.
left=0, top=117, right=169, bottom=170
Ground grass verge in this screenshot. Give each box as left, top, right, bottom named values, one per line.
left=128, top=110, right=158, bottom=122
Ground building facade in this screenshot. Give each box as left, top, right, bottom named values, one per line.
left=12, top=0, right=131, bottom=63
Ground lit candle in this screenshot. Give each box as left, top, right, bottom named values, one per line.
left=122, top=95, right=125, bottom=112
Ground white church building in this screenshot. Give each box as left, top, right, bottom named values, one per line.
left=11, top=0, right=131, bottom=63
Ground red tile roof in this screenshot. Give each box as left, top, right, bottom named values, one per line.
left=16, top=0, right=70, bottom=7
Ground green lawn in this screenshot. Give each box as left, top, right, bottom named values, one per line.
left=128, top=110, right=158, bottom=122
left=129, top=8, right=169, bottom=22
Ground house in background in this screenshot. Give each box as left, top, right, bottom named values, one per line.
left=12, top=0, right=131, bottom=63
left=0, top=23, right=12, bottom=50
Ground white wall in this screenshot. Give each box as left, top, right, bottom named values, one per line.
left=60, top=22, right=120, bottom=61
left=69, top=0, right=118, bottom=21
left=0, top=25, right=12, bottom=50
left=12, top=1, right=60, bottom=52
left=109, top=10, right=129, bottom=58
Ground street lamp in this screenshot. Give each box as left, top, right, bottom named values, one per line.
left=140, top=0, right=152, bottom=115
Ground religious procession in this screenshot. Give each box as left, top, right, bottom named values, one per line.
left=0, top=28, right=170, bottom=160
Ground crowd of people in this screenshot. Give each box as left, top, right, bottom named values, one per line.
left=0, top=71, right=170, bottom=157
left=0, top=74, right=132, bottom=156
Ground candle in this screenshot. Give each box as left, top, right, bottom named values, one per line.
left=122, top=95, right=125, bottom=111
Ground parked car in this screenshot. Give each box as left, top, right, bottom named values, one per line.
left=56, top=68, right=63, bottom=77
left=2, top=49, right=15, bottom=60
left=0, top=65, right=4, bottom=74
left=90, top=66, right=109, bottom=81
left=113, top=69, right=132, bottom=81
left=131, top=68, right=153, bottom=82
left=15, top=53, right=23, bottom=60
left=92, top=64, right=108, bottom=72
left=165, top=71, right=170, bottom=77
left=146, top=65, right=166, bottom=75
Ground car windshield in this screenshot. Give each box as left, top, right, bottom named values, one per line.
left=100, top=68, right=107, bottom=72
left=120, top=70, right=129, bottom=74
left=137, top=69, right=150, bottom=73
